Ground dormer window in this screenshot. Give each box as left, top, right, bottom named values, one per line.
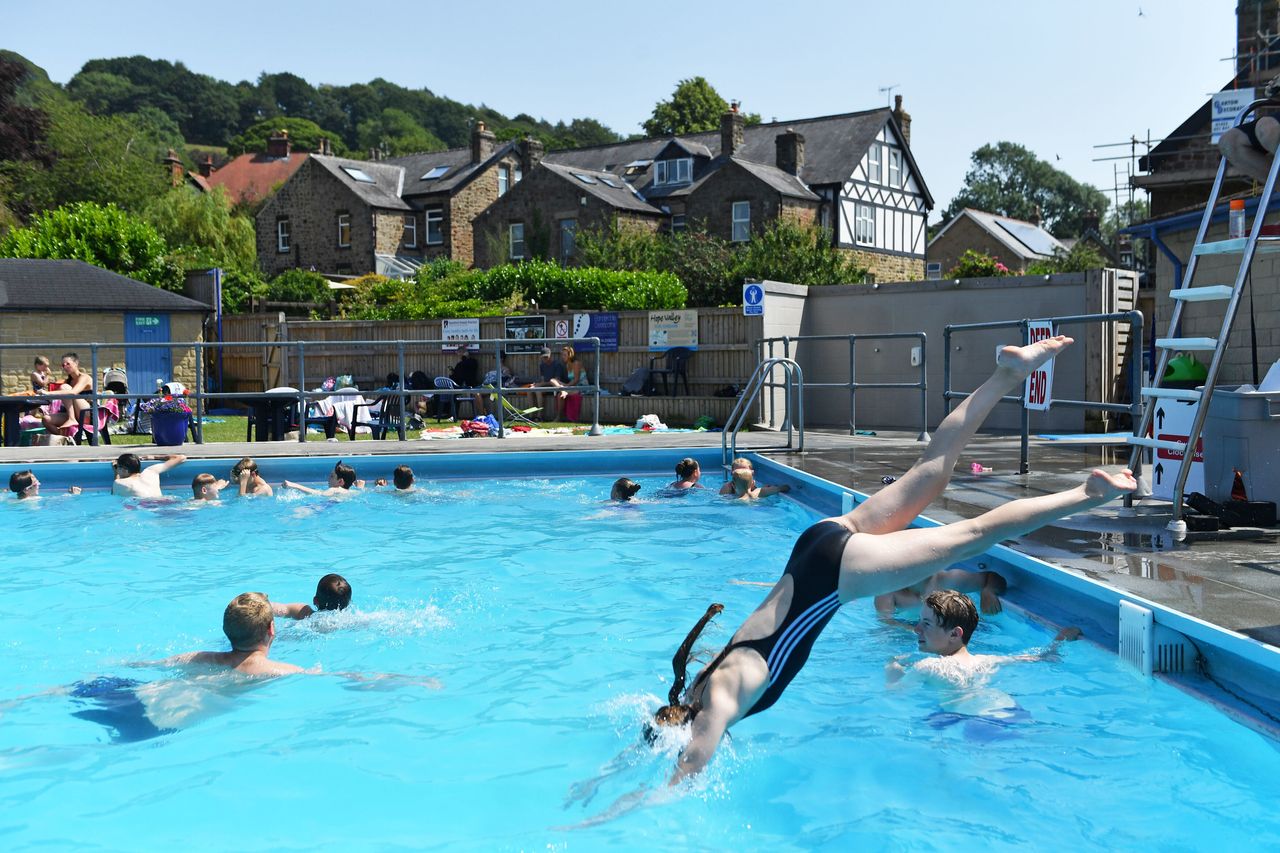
left=654, top=157, right=692, bottom=186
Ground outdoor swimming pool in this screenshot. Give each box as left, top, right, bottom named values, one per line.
left=1, top=451, right=1278, bottom=850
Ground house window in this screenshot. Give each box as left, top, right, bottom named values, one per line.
left=559, top=219, right=577, bottom=263
left=867, top=144, right=882, bottom=183
left=855, top=203, right=875, bottom=244
left=509, top=223, right=525, bottom=260
left=654, top=157, right=692, bottom=186
left=276, top=218, right=290, bottom=253
left=732, top=201, right=751, bottom=242
left=925, top=261, right=943, bottom=280
left=671, top=214, right=687, bottom=232
left=498, top=166, right=510, bottom=196
left=862, top=271, right=876, bottom=284
left=514, top=165, right=523, bottom=184
left=403, top=214, right=417, bottom=248
left=337, top=213, right=351, bottom=248
left=426, top=208, right=444, bottom=245
left=888, top=149, right=903, bottom=188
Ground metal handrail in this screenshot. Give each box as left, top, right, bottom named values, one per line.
left=943, top=311, right=1144, bottom=473
left=723, top=357, right=803, bottom=467
left=0, top=336, right=603, bottom=444
left=757, top=332, right=929, bottom=440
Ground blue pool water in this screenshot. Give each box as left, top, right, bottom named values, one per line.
left=1, top=457, right=1279, bottom=850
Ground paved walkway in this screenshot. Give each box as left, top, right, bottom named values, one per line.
left=4, top=428, right=1277, bottom=648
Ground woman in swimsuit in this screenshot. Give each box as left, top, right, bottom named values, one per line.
left=651, top=336, right=1137, bottom=782
left=39, top=352, right=94, bottom=433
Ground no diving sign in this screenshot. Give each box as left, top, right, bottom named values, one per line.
left=1023, top=321, right=1055, bottom=411
left=743, top=282, right=764, bottom=316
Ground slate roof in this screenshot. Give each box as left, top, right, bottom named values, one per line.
left=0, top=259, right=211, bottom=311
left=204, top=150, right=311, bottom=205
left=540, top=162, right=663, bottom=214
left=929, top=209, right=1066, bottom=261
left=390, top=141, right=521, bottom=198
left=310, top=155, right=411, bottom=210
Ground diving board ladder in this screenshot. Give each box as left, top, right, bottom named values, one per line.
left=1126, top=96, right=1280, bottom=534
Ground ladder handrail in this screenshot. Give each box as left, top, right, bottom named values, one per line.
left=722, top=357, right=804, bottom=467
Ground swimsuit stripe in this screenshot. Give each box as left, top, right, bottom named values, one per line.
left=765, top=592, right=840, bottom=687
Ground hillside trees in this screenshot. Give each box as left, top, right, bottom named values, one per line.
left=642, top=77, right=761, bottom=137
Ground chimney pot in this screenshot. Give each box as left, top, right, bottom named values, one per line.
left=266, top=130, right=291, bottom=158
left=471, top=119, right=496, bottom=164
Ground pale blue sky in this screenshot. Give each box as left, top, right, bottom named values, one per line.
left=7, top=0, right=1238, bottom=223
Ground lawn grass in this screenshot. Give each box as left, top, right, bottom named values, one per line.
left=107, top=415, right=593, bottom=445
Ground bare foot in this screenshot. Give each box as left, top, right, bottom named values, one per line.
left=1083, top=467, right=1137, bottom=500
left=996, top=334, right=1074, bottom=380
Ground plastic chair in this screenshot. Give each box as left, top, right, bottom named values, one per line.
left=647, top=347, right=694, bottom=396
left=433, top=376, right=475, bottom=421
left=350, top=393, right=406, bottom=440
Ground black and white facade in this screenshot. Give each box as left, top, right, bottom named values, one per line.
left=836, top=123, right=928, bottom=259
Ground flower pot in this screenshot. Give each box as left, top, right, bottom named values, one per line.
left=151, top=411, right=189, bottom=446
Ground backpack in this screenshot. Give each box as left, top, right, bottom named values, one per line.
left=621, top=367, right=650, bottom=396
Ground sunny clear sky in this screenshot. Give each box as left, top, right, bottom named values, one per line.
left=6, top=0, right=1239, bottom=223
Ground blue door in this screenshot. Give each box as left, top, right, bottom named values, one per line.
left=124, top=313, right=172, bottom=394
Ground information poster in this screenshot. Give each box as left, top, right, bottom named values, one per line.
left=504, top=315, right=547, bottom=353
left=647, top=309, right=698, bottom=351
left=572, top=312, right=619, bottom=352
left=441, top=318, right=479, bottom=350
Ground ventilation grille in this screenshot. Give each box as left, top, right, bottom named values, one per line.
left=1119, top=600, right=1195, bottom=676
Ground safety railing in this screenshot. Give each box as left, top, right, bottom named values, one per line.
left=0, top=337, right=604, bottom=445
left=757, top=333, right=929, bottom=440
left=723, top=357, right=804, bottom=466
left=942, top=311, right=1144, bottom=473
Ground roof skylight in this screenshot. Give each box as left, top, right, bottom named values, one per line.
left=342, top=166, right=377, bottom=184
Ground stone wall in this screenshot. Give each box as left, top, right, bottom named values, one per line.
left=441, top=152, right=525, bottom=267
left=843, top=248, right=925, bottom=283
left=683, top=161, right=820, bottom=243
left=374, top=210, right=406, bottom=256
left=929, top=215, right=1031, bottom=274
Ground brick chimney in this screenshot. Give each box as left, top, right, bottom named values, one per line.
left=1082, top=208, right=1100, bottom=234
left=775, top=128, right=805, bottom=175
left=521, top=135, right=545, bottom=173
left=1030, top=205, right=1044, bottom=227
left=720, top=102, right=744, bottom=156
left=266, top=129, right=291, bottom=158
left=163, top=148, right=183, bottom=187
left=471, top=120, right=496, bottom=164
left=892, top=95, right=911, bottom=147
left=198, top=155, right=214, bottom=177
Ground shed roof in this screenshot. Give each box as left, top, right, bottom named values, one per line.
left=0, top=259, right=211, bottom=312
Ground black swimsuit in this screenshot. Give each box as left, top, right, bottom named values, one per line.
left=690, top=519, right=851, bottom=718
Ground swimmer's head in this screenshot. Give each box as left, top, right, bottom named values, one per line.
left=648, top=602, right=724, bottom=740
left=114, top=453, right=142, bottom=478
left=392, top=465, right=414, bottom=490
left=675, top=458, right=699, bottom=480
left=9, top=470, right=38, bottom=498
left=611, top=478, right=641, bottom=501
left=919, top=589, right=978, bottom=653
left=729, top=457, right=752, bottom=472
left=331, top=461, right=357, bottom=489
left=230, top=457, right=259, bottom=481
left=192, top=473, right=220, bottom=500
left=314, top=573, right=352, bottom=611
left=223, top=592, right=274, bottom=651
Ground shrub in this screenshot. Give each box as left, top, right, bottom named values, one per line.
left=946, top=249, right=1012, bottom=279
left=266, top=269, right=330, bottom=303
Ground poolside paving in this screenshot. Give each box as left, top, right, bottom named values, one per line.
left=4, top=427, right=1277, bottom=649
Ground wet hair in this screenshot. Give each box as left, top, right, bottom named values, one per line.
left=729, top=457, right=752, bottom=471
left=9, top=470, right=35, bottom=496
left=314, top=573, right=352, bottom=611
left=925, top=589, right=979, bottom=646
left=191, top=473, right=217, bottom=498
left=646, top=603, right=725, bottom=739
left=114, top=453, right=142, bottom=476
left=333, top=461, right=357, bottom=489
left=611, top=478, right=641, bottom=501
left=392, top=464, right=414, bottom=490
left=223, top=592, right=273, bottom=651
left=230, top=457, right=259, bottom=480
left=675, top=458, right=699, bottom=479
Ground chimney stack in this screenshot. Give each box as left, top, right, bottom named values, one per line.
left=1082, top=208, right=1100, bottom=234
left=163, top=148, right=183, bottom=187
left=521, top=135, right=545, bottom=173
left=720, top=102, right=744, bottom=157
left=775, top=129, right=805, bottom=176
left=892, top=95, right=911, bottom=147
left=317, top=137, right=333, bottom=156
left=266, top=129, right=291, bottom=158
left=471, top=120, right=496, bottom=164
left=198, top=155, right=214, bottom=177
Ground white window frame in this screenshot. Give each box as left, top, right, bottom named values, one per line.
left=654, top=157, right=692, bottom=186
left=888, top=149, right=903, bottom=188
left=671, top=214, right=687, bottom=232
left=276, top=219, right=290, bottom=253
left=426, top=208, right=444, bottom=245
left=855, top=202, right=875, bottom=245
left=731, top=201, right=751, bottom=242
left=498, top=166, right=510, bottom=196
left=337, top=213, right=351, bottom=248
left=403, top=214, right=417, bottom=248
left=509, top=223, right=525, bottom=260
left=867, top=144, right=882, bottom=184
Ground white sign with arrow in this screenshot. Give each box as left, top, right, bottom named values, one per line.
left=1146, top=398, right=1205, bottom=501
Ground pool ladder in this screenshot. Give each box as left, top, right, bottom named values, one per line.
left=723, top=357, right=804, bottom=468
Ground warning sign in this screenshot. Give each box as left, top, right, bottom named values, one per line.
left=1023, top=321, right=1055, bottom=411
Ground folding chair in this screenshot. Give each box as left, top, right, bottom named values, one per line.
left=493, top=392, right=542, bottom=427
left=648, top=347, right=694, bottom=396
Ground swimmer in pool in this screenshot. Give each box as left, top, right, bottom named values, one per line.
left=231, top=457, right=273, bottom=497
left=611, top=478, right=641, bottom=501
left=162, top=592, right=305, bottom=676
left=272, top=573, right=352, bottom=620
left=112, top=452, right=187, bottom=498
left=284, top=460, right=362, bottom=497
left=875, top=566, right=1009, bottom=618
left=191, top=473, right=228, bottom=501
left=668, top=458, right=703, bottom=490
left=8, top=470, right=81, bottom=499
left=719, top=457, right=790, bottom=500
left=375, top=465, right=416, bottom=491
left=648, top=336, right=1135, bottom=783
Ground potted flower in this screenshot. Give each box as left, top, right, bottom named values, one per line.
left=141, top=394, right=193, bottom=446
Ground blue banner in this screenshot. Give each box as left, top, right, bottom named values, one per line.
left=571, top=312, right=619, bottom=352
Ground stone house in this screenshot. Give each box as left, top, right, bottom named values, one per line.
left=0, top=259, right=209, bottom=395
left=927, top=208, right=1066, bottom=275
left=255, top=122, right=543, bottom=278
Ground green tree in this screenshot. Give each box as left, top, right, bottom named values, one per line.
left=642, top=77, right=761, bottom=137
left=1025, top=243, right=1107, bottom=275
left=0, top=201, right=182, bottom=289
left=226, top=116, right=348, bottom=157
left=941, top=142, right=1110, bottom=238
left=355, top=108, right=445, bottom=156
left=142, top=186, right=263, bottom=310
